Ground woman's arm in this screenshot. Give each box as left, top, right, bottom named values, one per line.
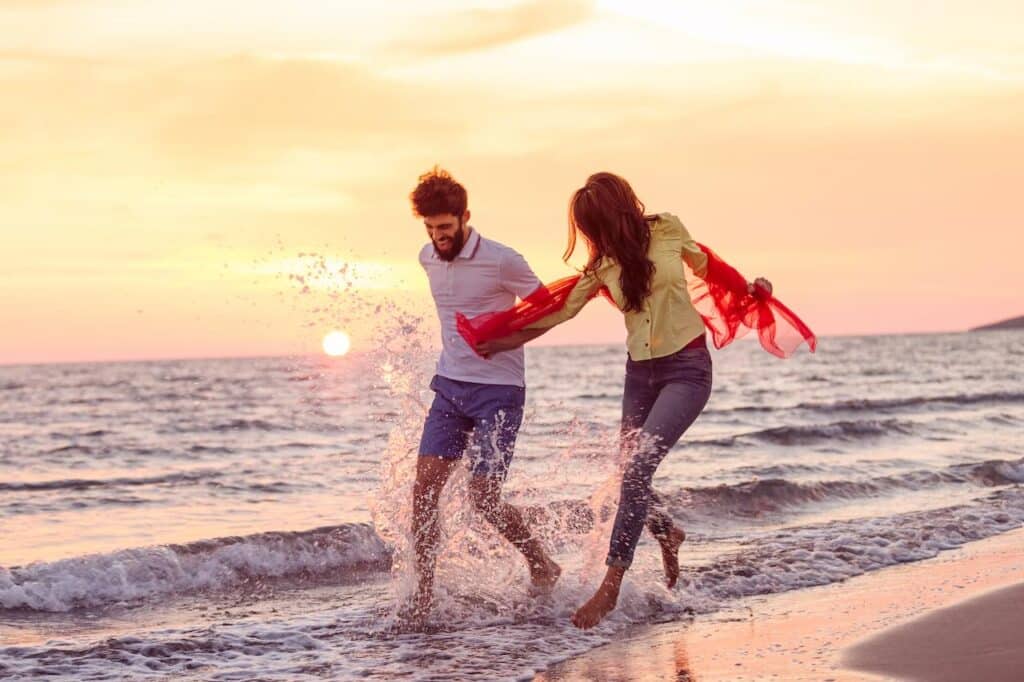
left=475, top=272, right=603, bottom=357
left=476, top=327, right=549, bottom=358
left=525, top=271, right=603, bottom=329
left=675, top=218, right=709, bottom=279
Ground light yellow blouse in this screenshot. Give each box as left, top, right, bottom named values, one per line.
left=527, top=213, right=709, bottom=361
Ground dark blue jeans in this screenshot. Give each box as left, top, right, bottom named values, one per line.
left=606, top=341, right=713, bottom=567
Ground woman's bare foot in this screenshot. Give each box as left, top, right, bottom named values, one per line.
left=572, top=583, right=620, bottom=629
left=572, top=566, right=625, bottom=629
left=657, top=525, right=686, bottom=588
left=528, top=557, right=562, bottom=596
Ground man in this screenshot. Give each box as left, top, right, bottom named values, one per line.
left=405, top=167, right=561, bottom=622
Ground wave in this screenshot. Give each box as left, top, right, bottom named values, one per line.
left=187, top=444, right=234, bottom=454
left=708, top=390, right=1024, bottom=419
left=1, top=494, right=150, bottom=518
left=0, top=523, right=389, bottom=612
left=949, top=458, right=1024, bottom=486
left=749, top=387, right=1024, bottom=413
left=0, top=470, right=223, bottom=493
left=159, top=374, right=204, bottom=383
left=669, top=456, right=1024, bottom=518
left=799, top=390, right=1024, bottom=413
left=683, top=487, right=1024, bottom=602
left=693, top=418, right=916, bottom=448
left=3, top=492, right=1022, bottom=680
left=210, top=418, right=286, bottom=432
left=44, top=444, right=95, bottom=455
left=44, top=428, right=112, bottom=442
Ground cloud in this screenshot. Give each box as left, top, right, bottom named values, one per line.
left=150, top=55, right=463, bottom=167
left=0, top=53, right=465, bottom=175
left=0, top=1, right=76, bottom=6
left=391, top=0, right=593, bottom=57
left=0, top=48, right=111, bottom=66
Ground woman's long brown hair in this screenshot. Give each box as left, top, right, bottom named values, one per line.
left=564, top=172, right=655, bottom=312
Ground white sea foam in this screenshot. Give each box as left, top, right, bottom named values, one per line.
left=0, top=524, right=388, bottom=612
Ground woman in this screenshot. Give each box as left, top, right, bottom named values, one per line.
left=474, top=172, right=777, bottom=629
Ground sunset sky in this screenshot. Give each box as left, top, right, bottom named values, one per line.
left=3, top=0, right=1022, bottom=364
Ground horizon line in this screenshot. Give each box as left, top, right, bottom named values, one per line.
left=1, top=327, right=1000, bottom=369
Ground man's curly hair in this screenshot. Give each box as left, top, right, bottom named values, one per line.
left=410, top=166, right=468, bottom=218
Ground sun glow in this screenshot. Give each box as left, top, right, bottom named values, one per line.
left=322, top=330, right=351, bottom=357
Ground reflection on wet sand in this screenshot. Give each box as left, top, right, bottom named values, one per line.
left=536, top=624, right=696, bottom=681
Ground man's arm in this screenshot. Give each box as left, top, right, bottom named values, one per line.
left=500, top=249, right=544, bottom=300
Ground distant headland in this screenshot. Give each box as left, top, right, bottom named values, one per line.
left=971, top=315, right=1024, bottom=332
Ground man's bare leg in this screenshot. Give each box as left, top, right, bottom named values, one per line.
left=467, top=475, right=561, bottom=592
left=572, top=565, right=626, bottom=629
left=406, top=455, right=459, bottom=623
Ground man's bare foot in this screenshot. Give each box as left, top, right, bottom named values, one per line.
left=528, top=556, right=562, bottom=596
left=657, top=525, right=686, bottom=589
left=396, top=583, right=433, bottom=630
left=571, top=582, right=620, bottom=629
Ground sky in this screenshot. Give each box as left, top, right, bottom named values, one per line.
left=2, top=0, right=1023, bottom=364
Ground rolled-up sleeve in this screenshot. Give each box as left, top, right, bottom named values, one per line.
left=678, top=220, right=708, bottom=279
left=525, top=270, right=603, bottom=330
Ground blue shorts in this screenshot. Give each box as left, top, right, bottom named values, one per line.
left=418, top=375, right=526, bottom=479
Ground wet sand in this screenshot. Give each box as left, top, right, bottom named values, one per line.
left=536, top=527, right=1024, bottom=681
left=844, top=581, right=1024, bottom=682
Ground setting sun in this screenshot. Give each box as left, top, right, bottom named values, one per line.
left=322, top=330, right=351, bottom=357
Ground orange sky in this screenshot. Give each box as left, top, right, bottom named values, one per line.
left=2, top=0, right=1022, bottom=365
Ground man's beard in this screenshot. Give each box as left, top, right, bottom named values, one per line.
left=432, top=224, right=466, bottom=262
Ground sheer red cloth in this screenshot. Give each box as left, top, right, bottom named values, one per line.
left=688, top=244, right=817, bottom=358
left=455, top=276, right=598, bottom=350
left=456, top=243, right=816, bottom=359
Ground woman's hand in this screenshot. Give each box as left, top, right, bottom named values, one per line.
left=748, top=277, right=773, bottom=297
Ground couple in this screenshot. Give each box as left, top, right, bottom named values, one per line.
left=406, top=167, right=797, bottom=630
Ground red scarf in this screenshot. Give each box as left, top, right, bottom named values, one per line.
left=457, top=243, right=817, bottom=359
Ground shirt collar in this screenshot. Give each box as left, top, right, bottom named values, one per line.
left=456, top=227, right=481, bottom=260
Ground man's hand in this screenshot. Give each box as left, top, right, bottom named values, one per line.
left=748, top=277, right=773, bottom=297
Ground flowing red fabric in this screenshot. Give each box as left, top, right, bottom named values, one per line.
left=456, top=243, right=816, bottom=359
left=455, top=276, right=601, bottom=350
left=688, top=244, right=817, bottom=358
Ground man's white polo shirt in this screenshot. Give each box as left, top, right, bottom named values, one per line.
left=419, top=228, right=541, bottom=387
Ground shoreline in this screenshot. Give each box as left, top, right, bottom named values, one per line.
left=536, top=526, right=1024, bottom=681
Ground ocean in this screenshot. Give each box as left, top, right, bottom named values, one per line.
left=1, top=330, right=1022, bottom=680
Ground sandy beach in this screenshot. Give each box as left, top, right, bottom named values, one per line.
left=844, top=581, right=1024, bottom=681
left=537, top=526, right=1024, bottom=681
